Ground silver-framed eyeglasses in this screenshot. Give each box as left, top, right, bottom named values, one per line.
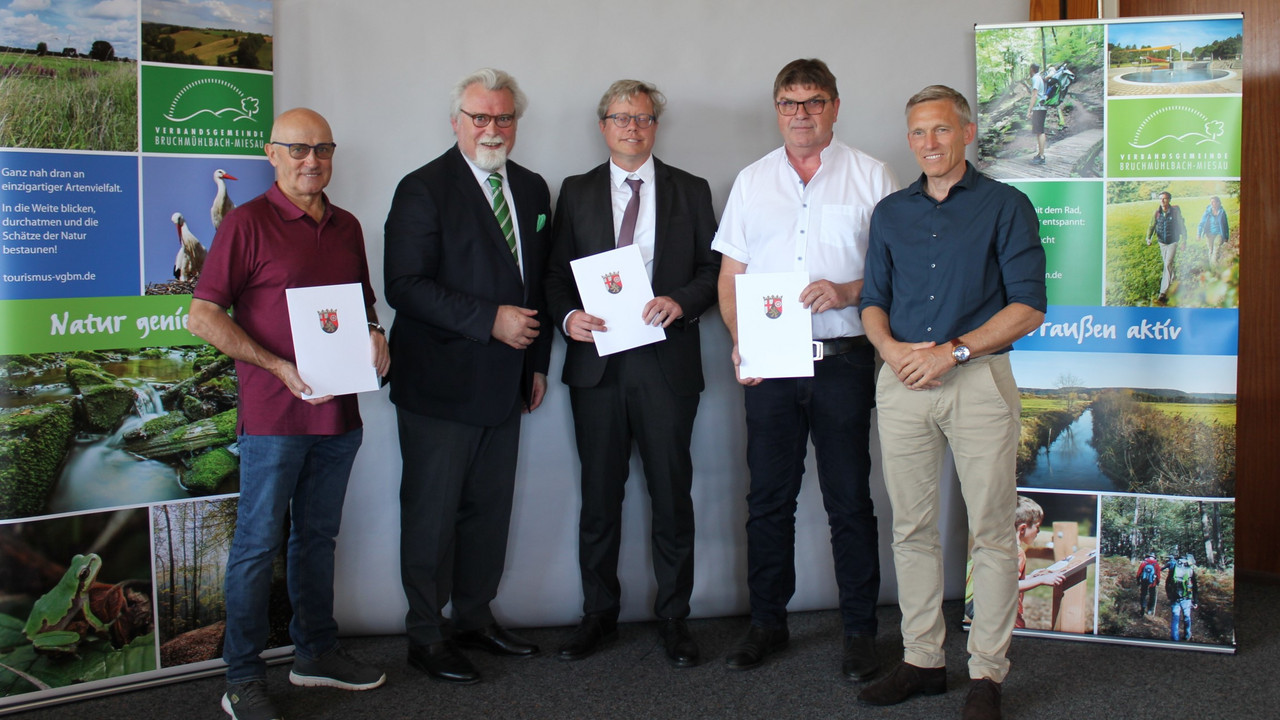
left=603, top=113, right=657, bottom=128
left=270, top=141, right=337, bottom=159
left=459, top=109, right=516, bottom=128
left=775, top=98, right=830, bottom=116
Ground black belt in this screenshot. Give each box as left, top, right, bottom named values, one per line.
left=817, top=336, right=870, bottom=357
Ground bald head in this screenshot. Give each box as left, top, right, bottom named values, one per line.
left=265, top=107, right=336, bottom=212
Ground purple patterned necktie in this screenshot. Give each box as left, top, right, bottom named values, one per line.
left=617, top=177, right=643, bottom=247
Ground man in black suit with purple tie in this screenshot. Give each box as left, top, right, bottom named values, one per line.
left=544, top=79, right=720, bottom=668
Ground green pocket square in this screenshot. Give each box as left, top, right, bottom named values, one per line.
left=537, top=213, right=547, bottom=231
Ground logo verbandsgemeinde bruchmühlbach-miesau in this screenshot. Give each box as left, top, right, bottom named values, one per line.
left=143, top=65, right=273, bottom=155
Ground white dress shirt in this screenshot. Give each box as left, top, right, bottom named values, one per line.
left=712, top=138, right=898, bottom=339
left=609, top=155, right=657, bottom=280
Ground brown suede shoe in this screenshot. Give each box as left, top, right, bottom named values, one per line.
left=962, top=678, right=1002, bottom=720
left=857, top=661, right=947, bottom=706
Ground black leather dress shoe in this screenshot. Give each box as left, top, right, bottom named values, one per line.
left=407, top=641, right=480, bottom=685
left=658, top=618, right=700, bottom=668
left=556, top=614, right=617, bottom=661
left=724, top=624, right=788, bottom=671
left=857, top=661, right=947, bottom=706
left=842, top=634, right=879, bottom=681
left=962, top=678, right=1002, bottom=720
left=453, top=623, right=539, bottom=657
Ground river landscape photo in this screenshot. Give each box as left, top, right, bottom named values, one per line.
left=1013, top=351, right=1235, bottom=498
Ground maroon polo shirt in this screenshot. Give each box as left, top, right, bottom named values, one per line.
left=194, top=183, right=376, bottom=436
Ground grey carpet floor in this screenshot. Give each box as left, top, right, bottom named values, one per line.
left=10, top=575, right=1275, bottom=719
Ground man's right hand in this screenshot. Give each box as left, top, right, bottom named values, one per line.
left=493, top=305, right=540, bottom=350
left=566, top=310, right=606, bottom=343
left=271, top=360, right=333, bottom=405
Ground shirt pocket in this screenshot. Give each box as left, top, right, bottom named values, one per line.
left=819, top=204, right=868, bottom=248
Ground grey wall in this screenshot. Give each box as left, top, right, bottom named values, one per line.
left=273, top=0, right=1027, bottom=635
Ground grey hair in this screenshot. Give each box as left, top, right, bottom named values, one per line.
left=905, top=84, right=973, bottom=127
left=450, top=68, right=528, bottom=120
left=596, top=79, right=666, bottom=121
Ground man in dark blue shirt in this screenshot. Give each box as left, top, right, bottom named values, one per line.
left=856, top=85, right=1046, bottom=720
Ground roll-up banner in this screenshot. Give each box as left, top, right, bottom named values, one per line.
left=1, top=1, right=281, bottom=712
left=971, top=14, right=1240, bottom=653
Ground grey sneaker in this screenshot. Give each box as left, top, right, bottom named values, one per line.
left=222, top=680, right=282, bottom=720
left=289, top=646, right=386, bottom=691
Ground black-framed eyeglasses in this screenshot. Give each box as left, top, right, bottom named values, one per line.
left=603, top=113, right=656, bottom=129
left=270, top=141, right=337, bottom=159
left=459, top=108, right=516, bottom=128
left=775, top=98, right=830, bottom=116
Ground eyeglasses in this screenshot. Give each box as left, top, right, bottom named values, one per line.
left=270, top=141, right=337, bottom=159
left=603, top=113, right=657, bottom=129
left=459, top=109, right=516, bottom=128
left=775, top=98, right=830, bottom=116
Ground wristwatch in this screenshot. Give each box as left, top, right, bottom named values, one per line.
left=949, top=338, right=971, bottom=365
left=368, top=322, right=386, bottom=335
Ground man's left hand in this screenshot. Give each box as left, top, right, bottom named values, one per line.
left=643, top=296, right=683, bottom=328
left=895, top=343, right=954, bottom=390
left=800, top=279, right=859, bottom=314
left=370, top=328, right=390, bottom=377
left=525, top=372, right=547, bottom=413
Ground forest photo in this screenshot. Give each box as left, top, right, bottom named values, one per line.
left=1097, top=495, right=1234, bottom=646
left=152, top=498, right=290, bottom=668
left=1105, top=180, right=1240, bottom=308
left=976, top=23, right=1105, bottom=178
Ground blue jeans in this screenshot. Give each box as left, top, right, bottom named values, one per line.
left=742, top=345, right=880, bottom=634
left=223, top=428, right=362, bottom=683
left=1171, top=598, right=1193, bottom=641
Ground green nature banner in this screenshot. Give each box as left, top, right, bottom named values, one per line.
left=975, top=14, right=1241, bottom=653
left=1, top=1, right=280, bottom=712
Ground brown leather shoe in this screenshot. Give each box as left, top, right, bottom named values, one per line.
left=857, top=661, right=947, bottom=706
left=962, top=678, right=1002, bottom=720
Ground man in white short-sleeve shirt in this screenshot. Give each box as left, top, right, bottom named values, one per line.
left=713, top=58, right=897, bottom=679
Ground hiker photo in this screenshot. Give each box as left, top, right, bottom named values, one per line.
left=1097, top=495, right=1235, bottom=647
left=975, top=23, right=1104, bottom=178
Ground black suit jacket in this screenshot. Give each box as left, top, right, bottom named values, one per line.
left=384, top=145, right=552, bottom=427
left=545, top=158, right=719, bottom=396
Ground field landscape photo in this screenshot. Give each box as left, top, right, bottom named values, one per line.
left=1105, top=180, right=1239, bottom=308
left=1013, top=352, right=1235, bottom=498
left=0, top=0, right=139, bottom=151
left=1097, top=495, right=1234, bottom=646
left=141, top=0, right=273, bottom=70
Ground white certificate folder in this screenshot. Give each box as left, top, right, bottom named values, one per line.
left=569, top=244, right=666, bottom=356
left=734, top=271, right=814, bottom=379
left=285, top=282, right=379, bottom=398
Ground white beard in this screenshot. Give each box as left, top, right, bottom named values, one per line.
left=473, top=142, right=508, bottom=172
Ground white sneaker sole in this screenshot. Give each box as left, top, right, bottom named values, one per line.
left=288, top=670, right=386, bottom=691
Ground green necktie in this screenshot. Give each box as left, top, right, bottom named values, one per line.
left=487, top=173, right=518, bottom=264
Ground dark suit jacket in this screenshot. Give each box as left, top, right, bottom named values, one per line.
left=384, top=145, right=552, bottom=427
left=545, top=158, right=719, bottom=396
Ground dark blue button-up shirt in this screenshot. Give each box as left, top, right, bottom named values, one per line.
left=860, top=162, right=1046, bottom=350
